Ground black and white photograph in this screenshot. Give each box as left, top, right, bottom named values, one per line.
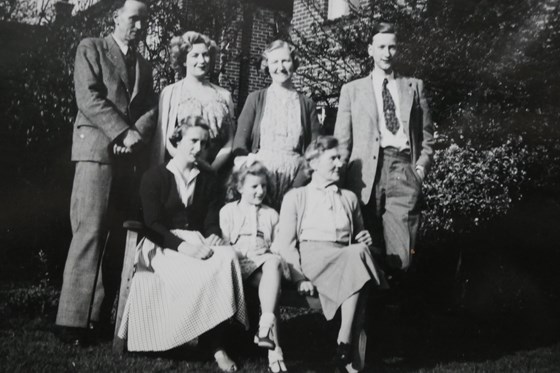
left=1, top=0, right=559, bottom=372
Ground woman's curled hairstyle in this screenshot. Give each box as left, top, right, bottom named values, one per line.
left=303, top=135, right=339, bottom=175
left=260, top=39, right=299, bottom=75
left=169, top=116, right=211, bottom=147
left=169, top=31, right=218, bottom=78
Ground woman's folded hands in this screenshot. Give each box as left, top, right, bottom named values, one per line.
left=178, top=241, right=214, bottom=260
left=354, top=230, right=372, bottom=247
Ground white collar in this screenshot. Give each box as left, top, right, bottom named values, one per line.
left=371, top=68, right=395, bottom=82
left=166, top=158, right=200, bottom=182
left=112, top=34, right=129, bottom=56
left=309, top=179, right=339, bottom=193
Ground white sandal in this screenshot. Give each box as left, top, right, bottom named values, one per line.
left=214, top=349, right=237, bottom=372
left=268, top=347, right=288, bottom=373
left=255, top=313, right=276, bottom=350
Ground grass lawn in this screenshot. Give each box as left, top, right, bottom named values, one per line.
left=1, top=300, right=560, bottom=373
left=2, top=196, right=560, bottom=372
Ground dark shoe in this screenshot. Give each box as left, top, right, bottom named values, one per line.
left=334, top=342, right=352, bottom=366
left=55, top=326, right=93, bottom=347
left=254, top=329, right=276, bottom=350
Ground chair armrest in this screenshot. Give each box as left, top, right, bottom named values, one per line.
left=123, top=220, right=145, bottom=232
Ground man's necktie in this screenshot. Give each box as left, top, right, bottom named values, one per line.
left=382, top=78, right=399, bottom=134
left=125, top=49, right=136, bottom=87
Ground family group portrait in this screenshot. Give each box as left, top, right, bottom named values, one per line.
left=1, top=0, right=559, bottom=372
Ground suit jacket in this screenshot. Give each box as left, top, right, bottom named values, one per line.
left=71, top=35, right=157, bottom=163
left=233, top=88, right=321, bottom=156
left=140, top=163, right=222, bottom=251
left=334, top=75, right=434, bottom=204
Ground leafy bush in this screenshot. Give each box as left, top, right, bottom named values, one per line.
left=0, top=0, right=245, bottom=284
left=0, top=284, right=59, bottom=320
left=291, top=0, right=560, bottom=243
left=421, top=136, right=529, bottom=243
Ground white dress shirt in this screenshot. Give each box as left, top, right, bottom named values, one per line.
left=371, top=69, right=410, bottom=151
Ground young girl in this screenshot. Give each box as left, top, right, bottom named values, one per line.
left=220, top=156, right=288, bottom=373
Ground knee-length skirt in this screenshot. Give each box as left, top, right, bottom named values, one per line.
left=117, top=230, right=249, bottom=351
left=299, top=241, right=383, bottom=320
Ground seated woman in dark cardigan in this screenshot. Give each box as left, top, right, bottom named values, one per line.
left=117, top=117, right=248, bottom=373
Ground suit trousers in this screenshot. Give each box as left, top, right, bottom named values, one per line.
left=362, top=147, right=422, bottom=273
left=57, top=159, right=139, bottom=328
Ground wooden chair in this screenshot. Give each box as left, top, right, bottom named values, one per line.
left=112, top=221, right=369, bottom=371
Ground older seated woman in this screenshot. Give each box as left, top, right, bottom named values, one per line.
left=117, top=118, right=247, bottom=372
left=274, top=136, right=385, bottom=372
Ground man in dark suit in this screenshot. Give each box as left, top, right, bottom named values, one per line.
left=334, top=22, right=434, bottom=276
left=56, top=0, right=157, bottom=344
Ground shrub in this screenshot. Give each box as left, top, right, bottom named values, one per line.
left=421, top=135, right=529, bottom=243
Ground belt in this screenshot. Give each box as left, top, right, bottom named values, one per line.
left=382, top=146, right=411, bottom=161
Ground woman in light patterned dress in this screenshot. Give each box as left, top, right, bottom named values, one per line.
left=151, top=31, right=235, bottom=173
left=233, top=40, right=322, bottom=210
left=118, top=120, right=247, bottom=372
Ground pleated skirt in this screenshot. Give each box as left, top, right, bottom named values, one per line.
left=117, top=232, right=249, bottom=351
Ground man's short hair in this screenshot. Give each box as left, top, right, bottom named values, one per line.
left=115, top=0, right=147, bottom=12
left=371, top=21, right=396, bottom=41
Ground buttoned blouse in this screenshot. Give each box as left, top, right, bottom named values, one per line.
left=299, top=183, right=351, bottom=243
left=165, top=158, right=199, bottom=207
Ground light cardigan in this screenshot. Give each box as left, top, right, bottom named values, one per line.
left=232, top=88, right=322, bottom=156
left=272, top=185, right=365, bottom=282
left=219, top=201, right=279, bottom=250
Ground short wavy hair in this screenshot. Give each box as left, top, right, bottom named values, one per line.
left=169, top=31, right=219, bottom=78
left=370, top=21, right=397, bottom=42
left=169, top=116, right=211, bottom=148
left=260, top=39, right=299, bottom=75
left=226, top=160, right=271, bottom=202
left=303, top=135, right=339, bottom=176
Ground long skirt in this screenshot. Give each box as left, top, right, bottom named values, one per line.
left=299, top=241, right=383, bottom=320
left=117, top=230, right=248, bottom=351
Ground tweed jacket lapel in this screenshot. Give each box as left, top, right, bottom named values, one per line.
left=396, top=76, right=414, bottom=136
left=356, top=77, right=379, bottom=134
left=104, top=35, right=132, bottom=95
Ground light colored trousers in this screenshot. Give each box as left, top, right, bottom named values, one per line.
left=363, top=148, right=422, bottom=272
left=57, top=161, right=136, bottom=327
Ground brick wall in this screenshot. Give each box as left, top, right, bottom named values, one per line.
left=247, top=7, right=277, bottom=93
left=221, top=5, right=291, bottom=112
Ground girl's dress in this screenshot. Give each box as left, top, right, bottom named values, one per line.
left=117, top=163, right=248, bottom=351
left=220, top=201, right=285, bottom=280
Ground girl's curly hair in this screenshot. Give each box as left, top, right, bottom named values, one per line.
left=226, top=159, right=271, bottom=203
